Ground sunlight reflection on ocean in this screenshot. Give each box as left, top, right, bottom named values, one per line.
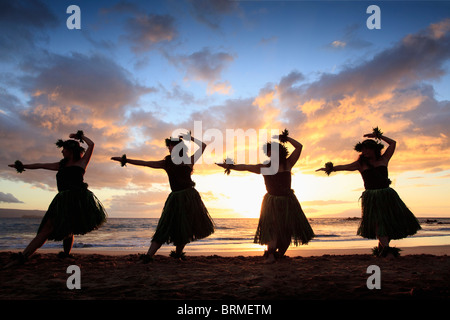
left=1, top=217, right=449, bottom=254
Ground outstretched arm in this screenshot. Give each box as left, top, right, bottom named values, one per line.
left=333, top=161, right=361, bottom=172
left=9, top=162, right=60, bottom=171
left=216, top=163, right=264, bottom=174
left=316, top=161, right=360, bottom=174
left=111, top=157, right=166, bottom=169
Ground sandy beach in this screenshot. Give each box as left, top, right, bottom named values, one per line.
left=1, top=246, right=449, bottom=302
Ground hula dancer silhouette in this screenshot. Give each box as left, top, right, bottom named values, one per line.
left=316, top=127, right=421, bottom=257
left=217, top=130, right=314, bottom=263
left=6, top=131, right=107, bottom=267
left=111, top=132, right=214, bottom=262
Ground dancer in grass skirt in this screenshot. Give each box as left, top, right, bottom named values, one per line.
left=6, top=131, right=107, bottom=266
left=317, top=128, right=421, bottom=257
left=111, top=133, right=214, bottom=262
left=217, top=130, right=314, bottom=263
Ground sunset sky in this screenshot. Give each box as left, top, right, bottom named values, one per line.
left=1, top=0, right=449, bottom=219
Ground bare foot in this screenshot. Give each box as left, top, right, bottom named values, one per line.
left=265, top=253, right=276, bottom=264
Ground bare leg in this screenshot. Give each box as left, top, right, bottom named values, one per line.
left=377, top=236, right=395, bottom=257
left=265, top=239, right=277, bottom=263
left=378, top=236, right=390, bottom=248
left=168, top=244, right=187, bottom=260
left=277, top=236, right=291, bottom=257
left=374, top=225, right=392, bottom=257
left=146, top=241, right=162, bottom=257
left=2, top=221, right=54, bottom=269
left=63, top=235, right=74, bottom=255
left=23, top=220, right=54, bottom=258
left=175, top=244, right=185, bottom=256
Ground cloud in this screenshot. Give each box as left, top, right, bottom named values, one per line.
left=125, top=13, right=178, bottom=53
left=0, top=87, right=24, bottom=114
left=318, top=20, right=450, bottom=107
left=426, top=18, right=450, bottom=40
left=21, top=53, right=155, bottom=126
left=178, top=48, right=234, bottom=82
left=0, top=0, right=58, bottom=61
left=0, top=49, right=158, bottom=191
left=275, top=71, right=305, bottom=110
left=233, top=19, right=450, bottom=173
left=0, top=0, right=57, bottom=29
left=331, top=40, right=346, bottom=48
left=161, top=83, right=197, bottom=105
left=188, top=0, right=239, bottom=29
left=207, top=81, right=233, bottom=95
left=0, top=192, right=23, bottom=203
left=1, top=8, right=450, bottom=219
left=100, top=1, right=141, bottom=15
left=125, top=108, right=175, bottom=143
left=314, top=22, right=450, bottom=104
left=169, top=47, right=235, bottom=95
left=327, top=24, right=372, bottom=50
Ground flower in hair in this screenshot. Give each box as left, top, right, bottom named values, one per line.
left=55, top=139, right=65, bottom=148
left=55, top=139, right=85, bottom=153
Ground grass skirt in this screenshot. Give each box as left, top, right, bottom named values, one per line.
left=357, top=187, right=421, bottom=240
left=38, top=188, right=107, bottom=241
left=152, top=187, right=214, bottom=246
left=254, top=192, right=315, bottom=246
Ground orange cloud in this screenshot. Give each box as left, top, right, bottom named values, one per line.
left=428, top=18, right=450, bottom=39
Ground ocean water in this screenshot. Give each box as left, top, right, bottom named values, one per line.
left=1, top=217, right=449, bottom=254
